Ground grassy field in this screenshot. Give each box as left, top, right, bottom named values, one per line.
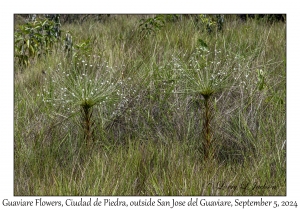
left=14, top=15, right=286, bottom=196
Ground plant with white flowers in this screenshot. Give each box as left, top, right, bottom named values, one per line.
left=181, top=40, right=230, bottom=160
left=42, top=61, right=119, bottom=147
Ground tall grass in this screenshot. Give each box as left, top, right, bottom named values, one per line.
left=14, top=15, right=286, bottom=195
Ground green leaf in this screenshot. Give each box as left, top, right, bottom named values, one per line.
left=14, top=36, right=24, bottom=43
left=29, top=45, right=35, bottom=56
left=34, top=33, right=44, bottom=39
left=257, top=69, right=265, bottom=91
left=26, top=39, right=30, bottom=48
left=198, top=38, right=208, bottom=48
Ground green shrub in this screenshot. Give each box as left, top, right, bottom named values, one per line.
left=14, top=15, right=61, bottom=68
left=139, top=15, right=166, bottom=37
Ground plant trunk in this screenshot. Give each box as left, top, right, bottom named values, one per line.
left=82, top=106, right=93, bottom=147
left=202, top=97, right=213, bottom=160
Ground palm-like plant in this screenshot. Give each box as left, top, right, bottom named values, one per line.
left=181, top=45, right=230, bottom=160
left=42, top=61, right=119, bottom=147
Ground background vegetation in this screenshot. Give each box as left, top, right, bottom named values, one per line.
left=14, top=14, right=286, bottom=195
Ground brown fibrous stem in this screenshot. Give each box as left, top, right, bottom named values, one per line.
left=202, top=94, right=214, bottom=160
left=81, top=104, right=94, bottom=148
